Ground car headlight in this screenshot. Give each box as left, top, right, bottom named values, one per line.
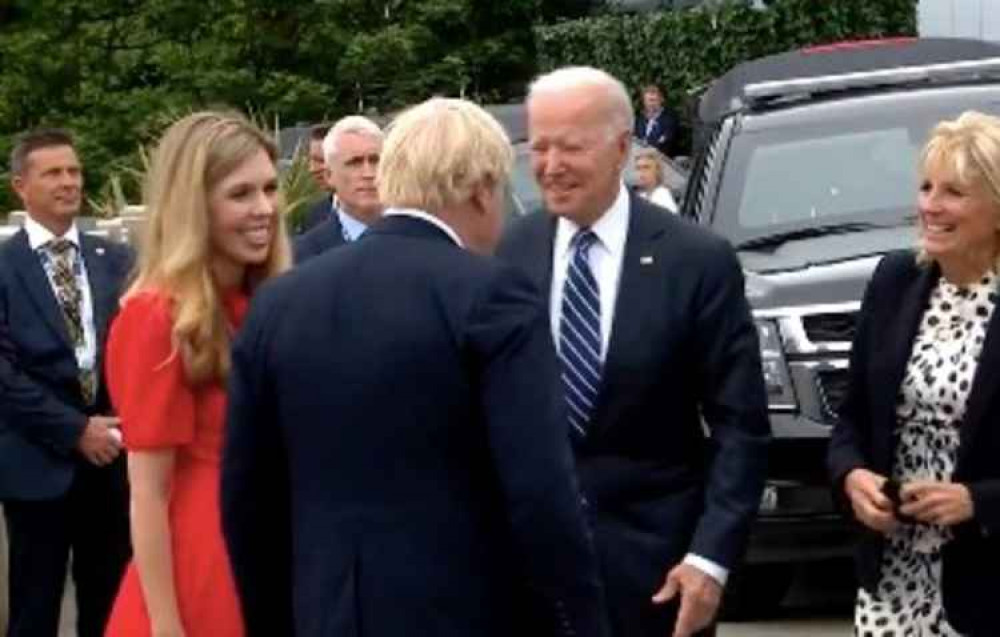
left=756, top=318, right=796, bottom=410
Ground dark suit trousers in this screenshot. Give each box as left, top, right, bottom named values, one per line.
left=3, top=457, right=129, bottom=637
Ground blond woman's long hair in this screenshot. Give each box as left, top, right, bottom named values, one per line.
left=130, top=111, right=292, bottom=384
left=918, top=110, right=1000, bottom=271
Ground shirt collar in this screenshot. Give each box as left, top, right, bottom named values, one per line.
left=554, top=182, right=630, bottom=261
left=24, top=215, right=81, bottom=252
left=382, top=207, right=465, bottom=248
left=336, top=207, right=369, bottom=242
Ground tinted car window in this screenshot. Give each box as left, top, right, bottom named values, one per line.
left=715, top=97, right=1000, bottom=245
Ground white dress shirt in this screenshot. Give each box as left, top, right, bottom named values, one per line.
left=640, top=186, right=679, bottom=214
left=24, top=216, right=97, bottom=375
left=548, top=183, right=729, bottom=587
left=383, top=207, right=464, bottom=248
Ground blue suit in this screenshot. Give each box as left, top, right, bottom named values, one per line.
left=222, top=214, right=608, bottom=637
left=498, top=196, right=770, bottom=636
left=293, top=214, right=346, bottom=264
left=634, top=109, right=678, bottom=156
left=0, top=228, right=132, bottom=637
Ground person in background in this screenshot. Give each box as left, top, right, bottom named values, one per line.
left=104, top=111, right=291, bottom=637
left=634, top=147, right=679, bottom=213
left=633, top=84, right=678, bottom=157
left=222, top=97, right=607, bottom=637
left=0, top=128, right=132, bottom=637
left=294, top=116, right=383, bottom=263
left=829, top=111, right=1000, bottom=637
left=499, top=66, right=769, bottom=637
left=298, top=123, right=334, bottom=233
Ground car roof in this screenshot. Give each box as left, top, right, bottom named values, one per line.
left=738, top=82, right=1000, bottom=132
left=699, top=37, right=1000, bottom=124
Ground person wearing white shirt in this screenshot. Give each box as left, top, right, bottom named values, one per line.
left=634, top=146, right=679, bottom=214
left=499, top=66, right=770, bottom=637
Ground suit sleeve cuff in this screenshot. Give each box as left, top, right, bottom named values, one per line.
left=683, top=553, right=729, bottom=587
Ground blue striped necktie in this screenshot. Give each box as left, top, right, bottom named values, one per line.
left=559, top=229, right=602, bottom=439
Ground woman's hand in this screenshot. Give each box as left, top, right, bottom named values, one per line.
left=844, top=468, right=898, bottom=534
left=900, top=480, right=975, bottom=526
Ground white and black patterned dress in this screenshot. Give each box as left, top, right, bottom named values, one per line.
left=854, top=270, right=997, bottom=637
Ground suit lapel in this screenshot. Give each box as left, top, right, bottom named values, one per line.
left=9, top=230, right=74, bottom=348
left=80, top=234, right=115, bottom=345
left=958, top=277, right=1000, bottom=464
left=522, top=215, right=557, bottom=297
left=873, top=261, right=938, bottom=465
left=590, top=197, right=665, bottom=435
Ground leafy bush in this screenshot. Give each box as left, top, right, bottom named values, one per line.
left=535, top=0, right=918, bottom=124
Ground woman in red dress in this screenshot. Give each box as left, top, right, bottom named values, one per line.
left=105, top=111, right=292, bottom=637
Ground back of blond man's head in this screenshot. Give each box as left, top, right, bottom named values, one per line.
left=378, top=98, right=513, bottom=213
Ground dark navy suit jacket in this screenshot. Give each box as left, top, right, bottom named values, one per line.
left=0, top=228, right=132, bottom=501
left=634, top=109, right=678, bottom=156
left=222, top=215, right=608, bottom=637
left=299, top=194, right=335, bottom=233
left=497, top=196, right=770, bottom=634
left=829, top=251, right=1000, bottom=635
left=293, top=214, right=346, bottom=264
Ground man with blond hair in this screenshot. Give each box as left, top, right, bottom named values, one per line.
left=294, top=115, right=384, bottom=262
left=498, top=66, right=770, bottom=637
left=222, top=97, right=608, bottom=637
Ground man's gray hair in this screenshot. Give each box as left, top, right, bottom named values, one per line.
left=528, top=66, right=634, bottom=136
left=322, top=115, right=383, bottom=163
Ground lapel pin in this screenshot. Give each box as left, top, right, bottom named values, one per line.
left=640, top=255, right=654, bottom=265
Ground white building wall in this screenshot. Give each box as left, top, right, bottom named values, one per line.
left=919, top=0, right=1000, bottom=41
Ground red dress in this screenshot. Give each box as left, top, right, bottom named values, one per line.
left=105, top=290, right=246, bottom=637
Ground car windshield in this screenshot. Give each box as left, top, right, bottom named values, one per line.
left=713, top=96, right=1000, bottom=247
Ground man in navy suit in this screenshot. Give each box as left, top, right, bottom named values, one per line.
left=0, top=129, right=132, bottom=637
left=498, top=67, right=769, bottom=637
left=222, top=97, right=607, bottom=637
left=298, top=123, right=333, bottom=233
left=294, top=116, right=383, bottom=263
left=634, top=84, right=678, bottom=157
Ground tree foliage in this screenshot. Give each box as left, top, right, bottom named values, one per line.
left=535, top=0, right=918, bottom=129
left=0, top=0, right=548, bottom=214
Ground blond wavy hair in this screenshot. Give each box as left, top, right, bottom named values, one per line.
left=918, top=110, right=1000, bottom=271
left=378, top=98, right=513, bottom=213
left=130, top=111, right=292, bottom=384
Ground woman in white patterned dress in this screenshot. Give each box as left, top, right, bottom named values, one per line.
left=829, top=111, right=1000, bottom=637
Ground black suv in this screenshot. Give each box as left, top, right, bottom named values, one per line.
left=684, top=37, right=1000, bottom=613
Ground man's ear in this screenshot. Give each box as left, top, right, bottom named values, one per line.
left=471, top=180, right=495, bottom=216
left=10, top=174, right=25, bottom=201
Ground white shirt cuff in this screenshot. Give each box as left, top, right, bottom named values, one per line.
left=682, top=553, right=729, bottom=587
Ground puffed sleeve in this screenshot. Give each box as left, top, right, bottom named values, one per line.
left=105, top=290, right=196, bottom=449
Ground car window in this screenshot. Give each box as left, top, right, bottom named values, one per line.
left=738, top=127, right=919, bottom=228
left=714, top=97, right=1000, bottom=244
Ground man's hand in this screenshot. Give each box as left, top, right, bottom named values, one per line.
left=77, top=416, right=122, bottom=466
left=844, top=468, right=898, bottom=535
left=651, top=563, right=722, bottom=637
left=900, top=480, right=975, bottom=527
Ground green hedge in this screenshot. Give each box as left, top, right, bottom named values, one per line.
left=535, top=0, right=917, bottom=118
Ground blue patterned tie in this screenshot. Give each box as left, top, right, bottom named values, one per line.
left=559, top=230, right=602, bottom=439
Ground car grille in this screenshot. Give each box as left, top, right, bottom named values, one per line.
left=802, top=312, right=858, bottom=344
left=816, top=368, right=850, bottom=420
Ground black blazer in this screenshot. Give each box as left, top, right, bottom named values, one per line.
left=828, top=250, right=1000, bottom=635
left=634, top=109, right=678, bottom=156
left=293, top=214, right=346, bottom=264
left=0, top=228, right=132, bottom=500
left=222, top=215, right=608, bottom=637
left=299, top=194, right=334, bottom=233
left=497, top=196, right=770, bottom=623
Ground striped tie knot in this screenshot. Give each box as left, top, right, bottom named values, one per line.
left=572, top=229, right=598, bottom=254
